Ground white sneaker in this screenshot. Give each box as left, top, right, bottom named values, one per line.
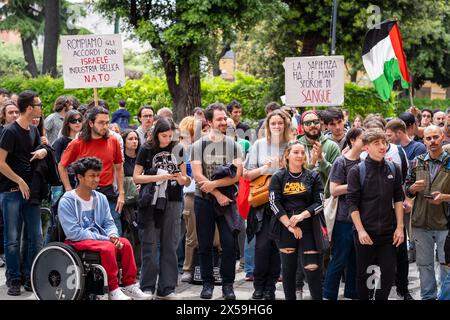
left=181, top=272, right=192, bottom=283
left=109, top=288, right=132, bottom=300
left=123, top=284, right=153, bottom=300
left=156, top=292, right=178, bottom=300
left=143, top=291, right=155, bottom=300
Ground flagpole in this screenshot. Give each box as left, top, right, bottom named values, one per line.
left=331, top=0, right=339, bottom=55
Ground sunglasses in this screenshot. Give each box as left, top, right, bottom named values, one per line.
left=303, top=119, right=320, bottom=126
left=69, top=118, right=82, bottom=124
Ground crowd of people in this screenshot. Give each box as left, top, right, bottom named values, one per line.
left=0, top=87, right=449, bottom=301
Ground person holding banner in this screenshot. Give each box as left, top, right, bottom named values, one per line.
left=58, top=107, right=125, bottom=236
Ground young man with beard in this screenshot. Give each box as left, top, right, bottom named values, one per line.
left=190, top=103, right=243, bottom=300
left=58, top=107, right=125, bottom=236
left=298, top=110, right=341, bottom=185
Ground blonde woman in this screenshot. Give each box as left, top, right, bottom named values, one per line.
left=244, top=109, right=291, bottom=300
left=269, top=141, right=325, bottom=300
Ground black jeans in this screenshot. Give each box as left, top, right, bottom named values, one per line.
left=279, top=230, right=323, bottom=300
left=354, top=232, right=397, bottom=300
left=395, top=227, right=409, bottom=295
left=254, top=214, right=280, bottom=293
left=194, top=196, right=236, bottom=285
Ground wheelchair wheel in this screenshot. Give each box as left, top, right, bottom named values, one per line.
left=31, top=242, right=85, bottom=300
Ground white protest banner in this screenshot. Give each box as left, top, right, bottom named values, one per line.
left=61, top=34, right=126, bottom=89
left=284, top=56, right=344, bottom=107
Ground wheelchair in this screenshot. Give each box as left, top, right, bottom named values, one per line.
left=31, top=204, right=112, bottom=300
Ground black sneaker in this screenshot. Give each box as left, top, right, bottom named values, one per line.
left=222, top=284, right=236, bottom=300
left=200, top=283, right=214, bottom=299
left=7, top=279, right=21, bottom=296
left=24, top=279, right=33, bottom=292
left=263, top=290, right=276, bottom=300
left=252, top=289, right=264, bottom=300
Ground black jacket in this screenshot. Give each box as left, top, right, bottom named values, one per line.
left=346, top=156, right=404, bottom=236
left=211, top=163, right=240, bottom=234
left=30, top=144, right=60, bottom=205
left=268, top=168, right=328, bottom=252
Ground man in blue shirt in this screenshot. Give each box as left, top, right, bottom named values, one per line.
left=59, top=157, right=151, bottom=300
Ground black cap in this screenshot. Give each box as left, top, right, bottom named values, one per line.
left=398, top=112, right=416, bottom=127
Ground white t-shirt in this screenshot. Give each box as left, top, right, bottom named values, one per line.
left=73, top=191, right=95, bottom=230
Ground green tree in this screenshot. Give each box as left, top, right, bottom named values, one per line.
left=95, top=0, right=276, bottom=122
left=0, top=0, right=45, bottom=77
left=236, top=0, right=450, bottom=101
left=0, top=0, right=87, bottom=78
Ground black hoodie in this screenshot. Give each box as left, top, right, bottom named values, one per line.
left=346, top=156, right=404, bottom=236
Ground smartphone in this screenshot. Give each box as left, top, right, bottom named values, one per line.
left=423, top=194, right=434, bottom=199
left=172, top=169, right=181, bottom=174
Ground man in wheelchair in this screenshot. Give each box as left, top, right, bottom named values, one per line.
left=58, top=157, right=151, bottom=300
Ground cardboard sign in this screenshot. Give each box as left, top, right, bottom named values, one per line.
left=61, top=34, right=126, bottom=89
left=284, top=56, right=344, bottom=107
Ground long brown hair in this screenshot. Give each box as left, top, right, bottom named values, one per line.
left=265, top=109, right=292, bottom=144
left=61, top=110, right=82, bottom=138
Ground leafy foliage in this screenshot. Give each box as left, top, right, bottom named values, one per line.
left=236, top=0, right=450, bottom=101
left=0, top=73, right=406, bottom=124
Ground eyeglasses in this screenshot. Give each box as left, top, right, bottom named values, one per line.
left=141, top=114, right=154, bottom=119
left=69, top=118, right=82, bottom=124
left=303, top=119, right=320, bottom=126
left=33, top=103, right=42, bottom=108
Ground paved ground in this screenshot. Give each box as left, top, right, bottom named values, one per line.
left=0, top=260, right=426, bottom=300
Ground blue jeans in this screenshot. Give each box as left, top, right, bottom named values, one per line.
left=323, top=221, right=357, bottom=300
left=413, top=227, right=449, bottom=300
left=1, top=191, right=42, bottom=281
left=439, top=271, right=450, bottom=300
left=108, top=200, right=122, bottom=236
left=244, top=235, right=255, bottom=276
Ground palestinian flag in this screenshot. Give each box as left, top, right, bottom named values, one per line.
left=362, top=20, right=411, bottom=101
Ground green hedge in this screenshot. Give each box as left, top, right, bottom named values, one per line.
left=396, top=98, right=450, bottom=113
left=0, top=72, right=440, bottom=123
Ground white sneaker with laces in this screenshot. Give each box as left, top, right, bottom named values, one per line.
left=109, top=288, right=132, bottom=300
left=123, top=284, right=153, bottom=300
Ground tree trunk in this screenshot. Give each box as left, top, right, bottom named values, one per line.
left=212, top=42, right=231, bottom=77
left=163, top=53, right=201, bottom=123
left=351, top=72, right=357, bottom=82
left=42, top=0, right=60, bottom=77
left=212, top=64, right=221, bottom=77
left=21, top=36, right=39, bottom=78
